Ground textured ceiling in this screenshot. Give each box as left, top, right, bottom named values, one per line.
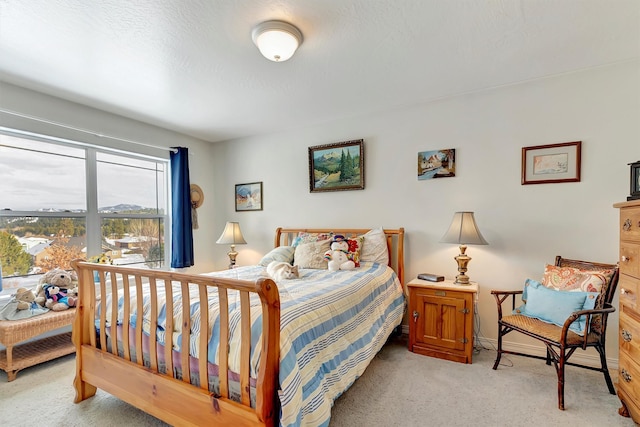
left=1, top=0, right=639, bottom=143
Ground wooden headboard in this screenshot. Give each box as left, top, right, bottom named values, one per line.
left=274, top=227, right=405, bottom=286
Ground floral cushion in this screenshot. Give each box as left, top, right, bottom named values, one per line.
left=346, top=236, right=364, bottom=267
left=541, top=264, right=613, bottom=294
left=292, top=232, right=334, bottom=248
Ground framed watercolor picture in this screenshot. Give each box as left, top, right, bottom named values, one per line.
left=235, top=182, right=263, bottom=211
left=417, top=148, right=456, bottom=180
left=521, top=141, right=581, bottom=185
left=308, top=139, right=364, bottom=193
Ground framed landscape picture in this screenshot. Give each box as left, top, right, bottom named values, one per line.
left=235, top=182, right=263, bottom=211
left=417, top=148, right=456, bottom=180
left=521, top=141, right=581, bottom=185
left=308, top=139, right=364, bottom=193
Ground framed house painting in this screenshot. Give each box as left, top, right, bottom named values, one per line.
left=308, top=139, right=364, bottom=193
left=235, top=182, right=263, bottom=211
left=521, top=141, right=581, bottom=185
left=417, top=148, right=456, bottom=180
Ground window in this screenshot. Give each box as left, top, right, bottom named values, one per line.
left=0, top=129, right=169, bottom=297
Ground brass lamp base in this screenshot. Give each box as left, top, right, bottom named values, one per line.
left=453, top=244, right=472, bottom=285
left=227, top=244, right=238, bottom=269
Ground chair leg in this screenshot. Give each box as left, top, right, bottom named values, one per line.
left=556, top=351, right=566, bottom=410
left=546, top=348, right=552, bottom=366
left=493, top=325, right=503, bottom=370
left=597, top=345, right=616, bottom=394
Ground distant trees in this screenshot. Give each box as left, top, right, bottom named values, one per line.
left=0, top=231, right=31, bottom=275
left=36, top=233, right=84, bottom=272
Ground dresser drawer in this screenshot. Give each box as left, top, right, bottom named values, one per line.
left=620, top=275, right=639, bottom=311
left=620, top=205, right=640, bottom=243
left=620, top=312, right=640, bottom=360
left=620, top=242, right=640, bottom=278
left=618, top=352, right=640, bottom=408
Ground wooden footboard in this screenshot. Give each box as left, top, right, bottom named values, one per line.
left=70, top=260, right=280, bottom=427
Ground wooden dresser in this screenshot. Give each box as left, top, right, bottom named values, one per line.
left=614, top=199, right=640, bottom=422
left=407, top=278, right=477, bottom=364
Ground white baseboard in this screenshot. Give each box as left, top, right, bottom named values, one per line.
left=401, top=325, right=618, bottom=370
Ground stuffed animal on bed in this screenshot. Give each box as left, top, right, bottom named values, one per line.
left=324, top=235, right=357, bottom=271
left=35, top=269, right=78, bottom=311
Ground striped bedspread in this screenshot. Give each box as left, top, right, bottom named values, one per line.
left=101, top=261, right=405, bottom=427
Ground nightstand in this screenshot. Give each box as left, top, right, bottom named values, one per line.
left=407, top=278, right=478, bottom=364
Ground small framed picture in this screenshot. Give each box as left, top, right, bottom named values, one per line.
left=308, top=139, right=364, bottom=193
left=521, top=141, right=581, bottom=185
left=418, top=149, right=455, bottom=180
left=235, top=182, right=263, bottom=211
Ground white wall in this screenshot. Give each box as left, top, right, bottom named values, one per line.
left=212, top=60, right=640, bottom=364
left=0, top=82, right=218, bottom=273
left=2, top=60, right=637, bottom=364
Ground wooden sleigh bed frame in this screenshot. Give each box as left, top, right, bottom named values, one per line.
left=70, top=227, right=405, bottom=427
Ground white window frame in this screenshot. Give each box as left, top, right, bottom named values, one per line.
left=0, top=127, right=170, bottom=296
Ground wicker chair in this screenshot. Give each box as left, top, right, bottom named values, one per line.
left=490, top=256, right=619, bottom=410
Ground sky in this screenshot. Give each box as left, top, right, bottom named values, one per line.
left=0, top=135, right=165, bottom=211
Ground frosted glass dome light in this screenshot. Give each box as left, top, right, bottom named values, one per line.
left=252, top=20, right=303, bottom=62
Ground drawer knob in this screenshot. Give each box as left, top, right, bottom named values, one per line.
left=621, top=329, right=633, bottom=342
left=621, top=288, right=633, bottom=295
left=623, top=219, right=632, bottom=231
left=621, top=368, right=632, bottom=383
left=621, top=255, right=631, bottom=263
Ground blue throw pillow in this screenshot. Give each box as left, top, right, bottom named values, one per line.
left=514, top=278, right=598, bottom=336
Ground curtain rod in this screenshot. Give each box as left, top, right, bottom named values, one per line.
left=0, top=108, right=178, bottom=153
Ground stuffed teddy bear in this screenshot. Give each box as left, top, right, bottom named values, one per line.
left=35, top=269, right=78, bottom=311
left=14, top=287, right=37, bottom=310
left=324, top=235, right=357, bottom=271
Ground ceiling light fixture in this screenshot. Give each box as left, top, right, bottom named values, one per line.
left=251, top=20, right=303, bottom=62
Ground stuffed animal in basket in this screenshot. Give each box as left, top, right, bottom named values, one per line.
left=35, top=269, right=78, bottom=311
left=324, top=235, right=357, bottom=271
left=14, top=287, right=37, bottom=310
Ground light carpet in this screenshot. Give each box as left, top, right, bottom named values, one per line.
left=0, top=336, right=635, bottom=426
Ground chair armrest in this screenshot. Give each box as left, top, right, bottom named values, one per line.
left=491, top=289, right=523, bottom=321
left=560, top=303, right=616, bottom=347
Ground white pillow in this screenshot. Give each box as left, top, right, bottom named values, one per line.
left=359, top=227, right=389, bottom=265
left=258, top=246, right=295, bottom=266
left=293, top=239, right=331, bottom=269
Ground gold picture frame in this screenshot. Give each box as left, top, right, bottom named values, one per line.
left=308, top=139, right=364, bottom=193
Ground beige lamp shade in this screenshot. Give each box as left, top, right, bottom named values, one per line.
left=440, top=212, right=488, bottom=285
left=216, top=222, right=246, bottom=269
left=440, top=212, right=488, bottom=245
left=216, top=222, right=247, bottom=245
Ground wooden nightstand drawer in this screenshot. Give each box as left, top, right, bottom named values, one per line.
left=620, top=312, right=640, bottom=362
left=619, top=353, right=640, bottom=408
left=620, top=205, right=640, bottom=243
left=620, top=242, right=640, bottom=278
left=620, top=275, right=639, bottom=312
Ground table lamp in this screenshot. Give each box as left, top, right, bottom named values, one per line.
left=440, top=212, right=488, bottom=285
left=216, top=221, right=247, bottom=269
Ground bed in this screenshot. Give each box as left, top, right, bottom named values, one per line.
left=70, top=227, right=405, bottom=427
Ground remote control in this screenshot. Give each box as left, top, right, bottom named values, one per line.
left=417, top=273, right=444, bottom=282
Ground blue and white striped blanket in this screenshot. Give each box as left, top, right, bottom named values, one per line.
left=101, top=261, right=405, bottom=427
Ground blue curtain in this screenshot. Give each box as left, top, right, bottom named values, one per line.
left=170, top=147, right=194, bottom=268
